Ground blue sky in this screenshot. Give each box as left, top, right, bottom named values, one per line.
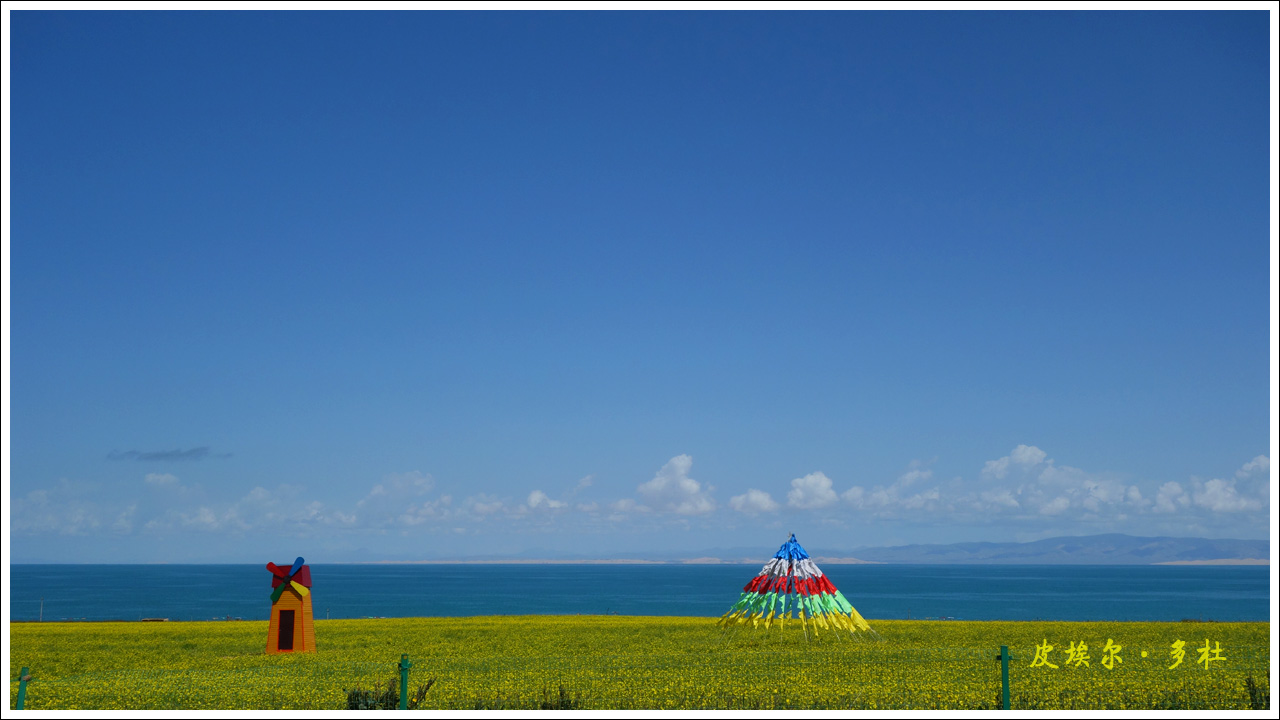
left=6, top=10, right=1274, bottom=563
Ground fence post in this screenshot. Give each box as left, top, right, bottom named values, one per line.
left=998, top=646, right=1010, bottom=710
left=16, top=666, right=32, bottom=710
left=398, top=654, right=413, bottom=710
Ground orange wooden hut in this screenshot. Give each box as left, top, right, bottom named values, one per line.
left=265, top=558, right=316, bottom=654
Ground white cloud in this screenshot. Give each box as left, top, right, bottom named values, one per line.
left=897, top=467, right=933, bottom=487
left=140, top=484, right=351, bottom=534
left=981, top=457, right=1011, bottom=481
left=11, top=482, right=106, bottom=536
left=1150, top=473, right=1263, bottom=516
left=1192, top=478, right=1261, bottom=513
left=867, top=486, right=895, bottom=509
left=113, top=504, right=137, bottom=533
left=981, top=444, right=1049, bottom=480
left=901, top=488, right=940, bottom=510
left=212, top=485, right=317, bottom=531
left=1011, top=445, right=1048, bottom=467
left=636, top=455, right=715, bottom=515
left=399, top=495, right=453, bottom=525
left=965, top=446, right=1150, bottom=520
left=841, top=486, right=865, bottom=507
left=468, top=494, right=504, bottom=516
left=1079, top=476, right=1127, bottom=512
left=1235, top=455, right=1269, bottom=478
left=144, top=473, right=179, bottom=486
left=606, top=497, right=650, bottom=522
left=526, top=490, right=567, bottom=511
left=1037, top=463, right=1087, bottom=487
left=729, top=489, right=780, bottom=515
left=838, top=460, right=948, bottom=517
left=183, top=506, right=220, bottom=529
left=1154, top=481, right=1188, bottom=513
left=980, top=489, right=1020, bottom=508
left=1039, top=496, right=1070, bottom=515
left=359, top=471, right=433, bottom=503
left=787, top=472, right=838, bottom=509
left=350, top=471, right=444, bottom=526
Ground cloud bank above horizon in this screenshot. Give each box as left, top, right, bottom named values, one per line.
left=9, top=446, right=1271, bottom=562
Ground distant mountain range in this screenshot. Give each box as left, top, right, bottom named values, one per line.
left=486, top=533, right=1269, bottom=565
left=835, top=533, right=1269, bottom=565
left=368, top=533, right=1270, bottom=565
left=14, top=533, right=1269, bottom=566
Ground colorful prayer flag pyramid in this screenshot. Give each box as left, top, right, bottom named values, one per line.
left=719, top=533, right=873, bottom=635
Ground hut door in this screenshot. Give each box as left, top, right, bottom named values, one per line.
left=277, top=610, right=295, bottom=650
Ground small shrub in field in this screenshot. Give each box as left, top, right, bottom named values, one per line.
left=540, top=685, right=580, bottom=710
left=345, top=676, right=435, bottom=709
left=1244, top=676, right=1269, bottom=711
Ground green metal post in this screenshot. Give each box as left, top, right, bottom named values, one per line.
left=16, top=667, right=32, bottom=710
left=398, top=654, right=412, bottom=710
left=999, top=646, right=1011, bottom=710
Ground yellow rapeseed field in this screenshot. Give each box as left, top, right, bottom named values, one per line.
left=9, top=616, right=1270, bottom=710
